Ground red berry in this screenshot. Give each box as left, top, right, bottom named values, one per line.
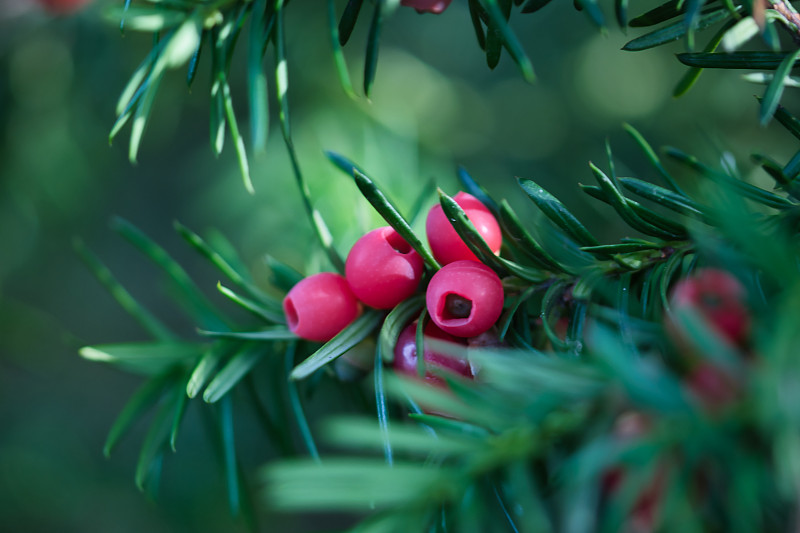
left=345, top=226, right=424, bottom=309
left=669, top=268, right=750, bottom=345
left=426, top=192, right=502, bottom=265
left=36, top=0, right=92, bottom=14
left=399, top=0, right=452, bottom=13
left=393, top=321, right=471, bottom=385
left=426, top=260, right=504, bottom=337
left=283, top=272, right=361, bottom=342
left=686, top=362, right=739, bottom=410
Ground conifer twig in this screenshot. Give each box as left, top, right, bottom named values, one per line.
left=769, top=0, right=800, bottom=45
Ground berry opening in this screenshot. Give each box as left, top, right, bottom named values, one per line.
left=284, top=298, right=299, bottom=331
left=442, top=293, right=473, bottom=320
left=384, top=229, right=412, bottom=254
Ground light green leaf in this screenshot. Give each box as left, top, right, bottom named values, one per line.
left=274, top=2, right=291, bottom=141
left=220, top=75, right=254, bottom=194
left=186, top=342, right=237, bottom=399
left=263, top=459, right=457, bottom=511
left=80, top=341, right=203, bottom=375
left=323, top=416, right=485, bottom=455
left=743, top=72, right=800, bottom=87
left=128, top=70, right=163, bottom=164
left=721, top=16, right=759, bottom=52
left=102, top=371, right=178, bottom=457
left=210, top=75, right=225, bottom=155
left=248, top=0, right=270, bottom=153
left=760, top=48, right=800, bottom=125
left=217, top=283, right=285, bottom=324
left=105, top=6, right=187, bottom=32
left=162, top=15, right=203, bottom=68
left=290, top=310, right=384, bottom=380
left=115, top=41, right=162, bottom=116
left=203, top=344, right=269, bottom=403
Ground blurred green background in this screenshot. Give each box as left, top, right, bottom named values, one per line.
left=0, top=0, right=795, bottom=531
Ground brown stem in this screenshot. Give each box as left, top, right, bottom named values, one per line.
left=770, top=0, right=800, bottom=46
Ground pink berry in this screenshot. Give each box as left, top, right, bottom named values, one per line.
left=400, top=0, right=452, bottom=14
left=36, top=0, right=92, bottom=14
left=669, top=268, right=750, bottom=345
left=393, top=321, right=471, bottom=386
left=426, top=192, right=502, bottom=266
left=283, top=272, right=361, bottom=342
left=426, top=260, right=504, bottom=337
left=345, top=226, right=424, bottom=309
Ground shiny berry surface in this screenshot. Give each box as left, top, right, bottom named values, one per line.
left=399, top=0, right=452, bottom=14
left=425, top=192, right=502, bottom=265
left=393, top=321, right=471, bottom=385
left=345, top=226, right=424, bottom=309
left=426, top=260, right=503, bottom=337
left=283, top=272, right=361, bottom=342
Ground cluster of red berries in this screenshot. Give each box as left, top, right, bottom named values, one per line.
left=667, top=268, right=751, bottom=409
left=283, top=192, right=504, bottom=378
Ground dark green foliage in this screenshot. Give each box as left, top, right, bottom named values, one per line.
left=81, top=118, right=800, bottom=529
left=79, top=0, right=800, bottom=530
left=622, top=6, right=734, bottom=51
left=107, top=0, right=800, bottom=201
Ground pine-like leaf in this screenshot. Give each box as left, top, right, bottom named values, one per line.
left=290, top=310, right=384, bottom=380
left=80, top=342, right=204, bottom=375
left=622, top=7, right=732, bottom=51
